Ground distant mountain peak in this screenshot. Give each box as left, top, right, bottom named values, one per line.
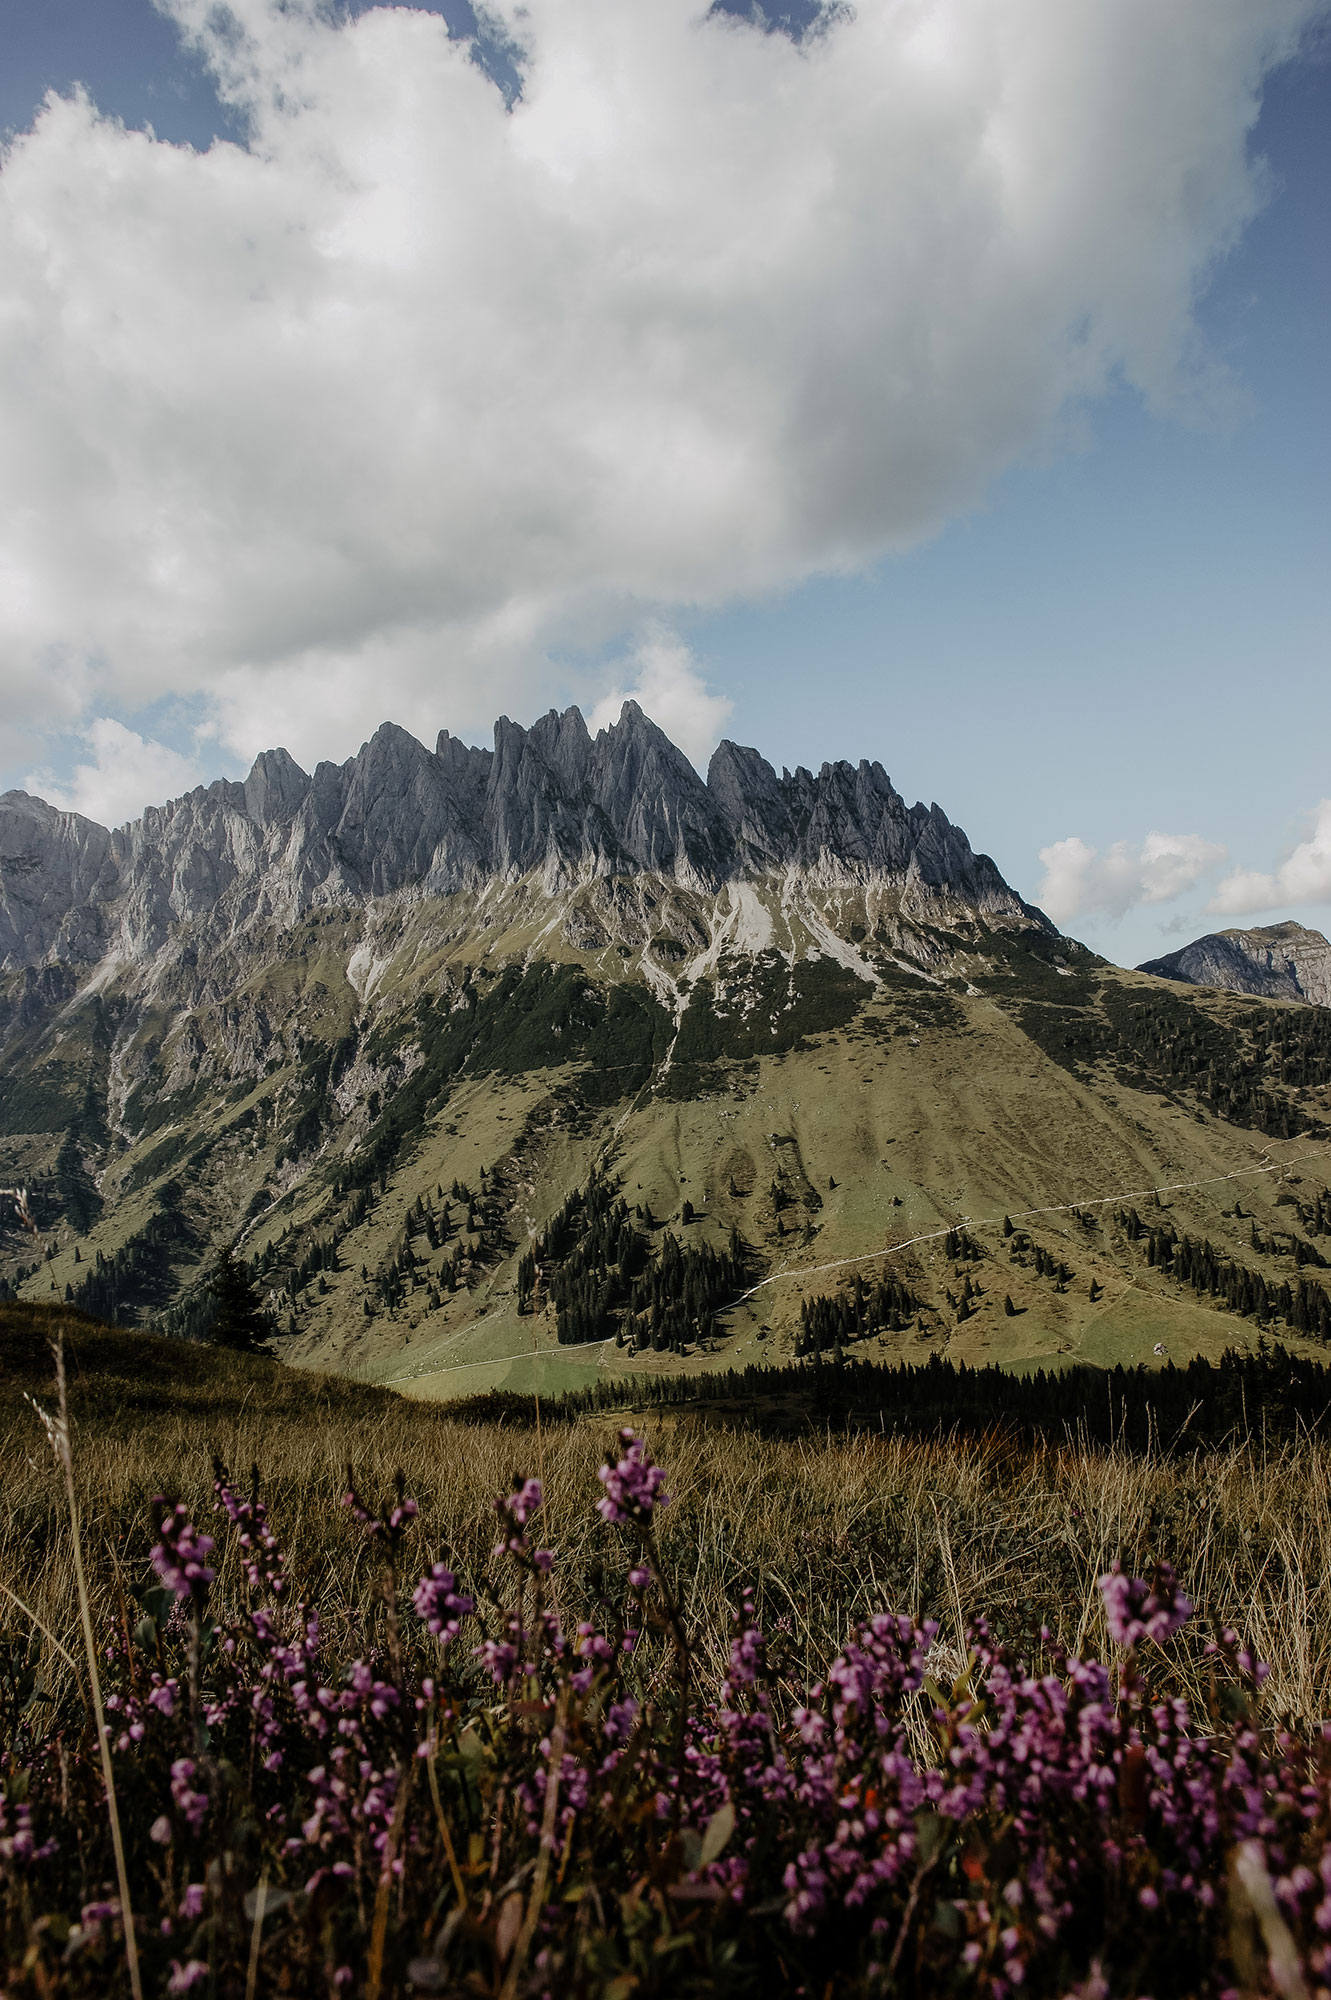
left=1138, top=921, right=1331, bottom=1007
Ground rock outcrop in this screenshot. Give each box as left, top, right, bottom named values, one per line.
left=0, top=793, right=117, bottom=969
left=0, top=702, right=1043, bottom=972
left=1138, top=922, right=1331, bottom=1008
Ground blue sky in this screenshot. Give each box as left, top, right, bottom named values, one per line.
left=697, top=45, right=1331, bottom=963
left=0, top=0, right=1327, bottom=968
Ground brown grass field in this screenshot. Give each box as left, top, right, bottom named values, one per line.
left=3, top=1303, right=1327, bottom=1725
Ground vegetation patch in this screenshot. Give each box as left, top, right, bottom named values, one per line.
left=469, top=1339, right=1331, bottom=1453
left=517, top=1170, right=750, bottom=1350
left=1116, top=1205, right=1331, bottom=1339
left=663, top=954, right=867, bottom=1093
left=1101, top=985, right=1321, bottom=1135
left=2, top=1323, right=1331, bottom=1999
left=65, top=1195, right=203, bottom=1327
left=343, top=965, right=671, bottom=1193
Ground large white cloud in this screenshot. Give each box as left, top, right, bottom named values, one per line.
left=1211, top=799, right=1331, bottom=914
left=0, top=0, right=1319, bottom=792
left=1037, top=831, right=1228, bottom=923
left=24, top=718, right=209, bottom=830
left=586, top=628, right=732, bottom=770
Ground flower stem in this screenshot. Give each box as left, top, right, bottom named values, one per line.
left=51, top=1337, right=144, bottom=2000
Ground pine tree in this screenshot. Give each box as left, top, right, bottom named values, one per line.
left=54, top=1127, right=101, bottom=1235
left=209, top=1247, right=272, bottom=1353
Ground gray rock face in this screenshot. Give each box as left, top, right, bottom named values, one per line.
left=1138, top=922, right=1331, bottom=1007
left=0, top=793, right=117, bottom=968
left=0, top=703, right=1042, bottom=972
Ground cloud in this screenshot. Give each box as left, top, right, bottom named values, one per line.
left=1211, top=799, right=1331, bottom=914
left=1037, top=831, right=1228, bottom=923
left=25, top=719, right=209, bottom=829
left=0, top=0, right=1318, bottom=775
left=586, top=628, right=732, bottom=771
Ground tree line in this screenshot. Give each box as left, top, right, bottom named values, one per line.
left=449, top=1340, right=1331, bottom=1453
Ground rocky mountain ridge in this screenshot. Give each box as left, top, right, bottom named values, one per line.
left=1139, top=922, right=1331, bottom=1009
left=5, top=704, right=1330, bottom=1406
left=0, top=701, right=1041, bottom=974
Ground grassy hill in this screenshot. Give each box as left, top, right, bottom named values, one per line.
left=4, top=902, right=1331, bottom=1404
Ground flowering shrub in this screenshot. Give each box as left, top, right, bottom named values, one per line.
left=1, top=1434, right=1329, bottom=1996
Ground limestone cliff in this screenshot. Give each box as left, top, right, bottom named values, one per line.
left=0, top=703, right=1044, bottom=973
left=1139, top=922, right=1331, bottom=1008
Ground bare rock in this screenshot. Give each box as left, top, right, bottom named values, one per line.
left=1138, top=922, right=1331, bottom=1007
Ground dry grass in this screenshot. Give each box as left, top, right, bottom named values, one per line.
left=2, top=1309, right=1329, bottom=1728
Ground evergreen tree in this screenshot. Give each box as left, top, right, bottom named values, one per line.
left=54, top=1127, right=102, bottom=1235
left=209, top=1247, right=273, bottom=1353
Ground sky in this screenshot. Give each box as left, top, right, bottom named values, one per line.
left=0, top=0, right=1327, bottom=969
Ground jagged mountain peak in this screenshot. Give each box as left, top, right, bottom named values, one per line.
left=243, top=747, right=310, bottom=828
left=0, top=704, right=1043, bottom=973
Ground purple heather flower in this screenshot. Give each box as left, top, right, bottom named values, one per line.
left=151, top=1500, right=216, bottom=1605
left=494, top=1477, right=545, bottom=1558
left=148, top=1676, right=179, bottom=1716
left=507, top=1477, right=545, bottom=1527
left=214, top=1471, right=288, bottom=1596
left=596, top=1430, right=669, bottom=1526
left=171, top=1759, right=210, bottom=1834
left=167, top=1961, right=209, bottom=1994
left=1099, top=1563, right=1192, bottom=1648
left=343, top=1479, right=420, bottom=1545
left=477, top=1637, right=519, bottom=1685
left=412, top=1563, right=474, bottom=1643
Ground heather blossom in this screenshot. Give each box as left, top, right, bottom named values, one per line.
left=342, top=1473, right=419, bottom=1546
left=597, top=1427, right=669, bottom=1524
left=1099, top=1560, right=1193, bottom=1648
left=493, top=1475, right=548, bottom=1559
left=150, top=1500, right=216, bottom=1606
left=213, top=1464, right=287, bottom=1597
left=3, top=1436, right=1329, bottom=1998
left=412, top=1563, right=474, bottom=1644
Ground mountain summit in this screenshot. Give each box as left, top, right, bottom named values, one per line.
left=0, top=703, right=1039, bottom=973
left=1139, top=922, right=1331, bottom=1008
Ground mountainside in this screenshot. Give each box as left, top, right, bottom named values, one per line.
left=2, top=703, right=1331, bottom=1402
left=1140, top=922, right=1331, bottom=1008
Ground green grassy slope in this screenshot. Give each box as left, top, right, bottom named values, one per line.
left=3, top=896, right=1331, bottom=1402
